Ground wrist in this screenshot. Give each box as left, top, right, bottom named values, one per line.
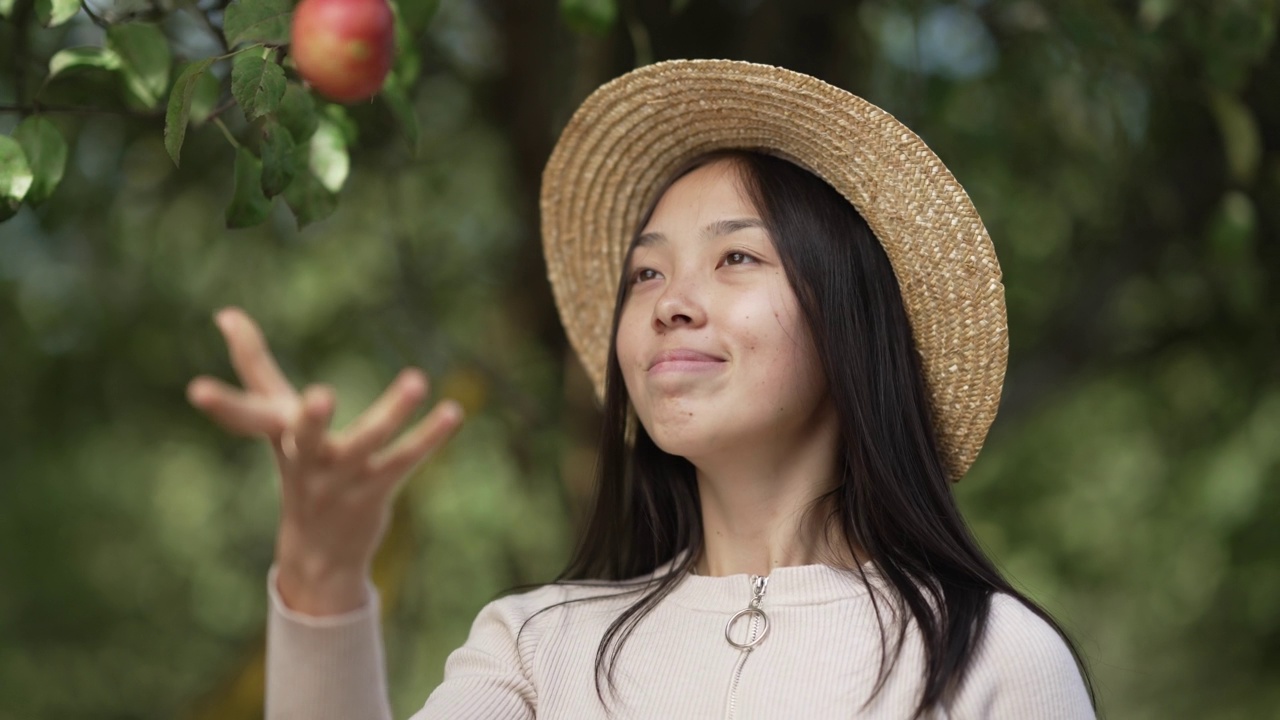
left=273, top=553, right=371, bottom=616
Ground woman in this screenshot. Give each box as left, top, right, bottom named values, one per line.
left=189, top=61, right=1096, bottom=718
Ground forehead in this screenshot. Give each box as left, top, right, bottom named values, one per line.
left=643, top=159, right=758, bottom=228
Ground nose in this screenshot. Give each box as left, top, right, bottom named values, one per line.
left=652, top=273, right=706, bottom=331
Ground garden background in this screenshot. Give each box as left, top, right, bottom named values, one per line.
left=1, top=0, right=1278, bottom=718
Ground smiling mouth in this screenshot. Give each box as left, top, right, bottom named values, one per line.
left=647, top=350, right=726, bottom=374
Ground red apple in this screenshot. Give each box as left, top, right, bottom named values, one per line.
left=290, top=0, right=395, bottom=103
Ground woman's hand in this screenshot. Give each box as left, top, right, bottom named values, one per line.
left=186, top=307, right=464, bottom=615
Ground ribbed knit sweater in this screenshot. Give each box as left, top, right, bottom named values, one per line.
left=265, top=562, right=1095, bottom=719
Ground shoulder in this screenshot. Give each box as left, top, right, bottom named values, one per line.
left=978, top=593, right=1079, bottom=663
left=424, top=577, right=665, bottom=714
left=949, top=593, right=1095, bottom=719
left=471, top=578, right=652, bottom=640
left=444, top=582, right=611, bottom=674
left=476, top=583, right=573, bottom=627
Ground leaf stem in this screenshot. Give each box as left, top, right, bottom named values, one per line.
left=213, top=117, right=242, bottom=149
left=207, top=96, right=237, bottom=121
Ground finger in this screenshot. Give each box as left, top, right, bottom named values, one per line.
left=291, top=384, right=337, bottom=465
left=188, top=376, right=290, bottom=437
left=215, top=307, right=295, bottom=398
left=330, top=368, right=428, bottom=461
left=367, top=400, right=465, bottom=487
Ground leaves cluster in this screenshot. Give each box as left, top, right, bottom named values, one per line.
left=0, top=0, right=436, bottom=229
left=0, top=0, right=621, bottom=228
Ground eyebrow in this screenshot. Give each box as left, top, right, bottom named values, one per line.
left=634, top=217, right=767, bottom=248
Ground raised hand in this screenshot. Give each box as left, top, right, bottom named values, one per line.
left=186, top=307, right=464, bottom=615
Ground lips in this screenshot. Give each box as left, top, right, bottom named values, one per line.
left=647, top=348, right=726, bottom=373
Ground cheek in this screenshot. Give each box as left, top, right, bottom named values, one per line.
left=614, top=302, right=652, bottom=403
left=751, top=295, right=823, bottom=396
left=615, top=303, right=643, bottom=367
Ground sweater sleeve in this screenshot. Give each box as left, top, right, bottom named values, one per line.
left=264, top=566, right=394, bottom=720
left=949, top=594, right=1096, bottom=720
left=411, top=586, right=565, bottom=719
left=266, top=565, right=551, bottom=720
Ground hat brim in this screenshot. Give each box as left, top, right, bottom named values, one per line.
left=540, top=59, right=1007, bottom=481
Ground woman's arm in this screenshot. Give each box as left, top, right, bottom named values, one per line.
left=265, top=568, right=544, bottom=720
left=188, top=307, right=465, bottom=719
left=266, top=567, right=394, bottom=720
left=414, top=591, right=545, bottom=719
left=950, top=594, right=1096, bottom=719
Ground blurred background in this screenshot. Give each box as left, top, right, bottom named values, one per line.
left=1, top=0, right=1278, bottom=718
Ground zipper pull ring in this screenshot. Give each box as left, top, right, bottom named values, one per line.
left=749, top=575, right=767, bottom=608
left=725, top=575, right=770, bottom=650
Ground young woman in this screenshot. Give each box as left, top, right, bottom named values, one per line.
left=189, top=60, right=1096, bottom=718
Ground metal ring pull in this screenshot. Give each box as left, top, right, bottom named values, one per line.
left=725, top=606, right=770, bottom=650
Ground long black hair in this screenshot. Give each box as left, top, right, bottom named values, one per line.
left=547, top=149, right=1095, bottom=717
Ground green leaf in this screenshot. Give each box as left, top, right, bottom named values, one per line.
left=164, top=58, right=216, bottom=167
left=387, top=4, right=421, bottom=92
left=0, top=136, right=34, bottom=222
left=307, top=118, right=349, bottom=193
left=232, top=52, right=287, bottom=121
left=35, top=0, right=79, bottom=27
left=1208, top=190, right=1257, bottom=265
left=390, top=0, right=439, bottom=34
left=106, top=24, right=173, bottom=109
left=0, top=0, right=19, bottom=18
left=282, top=171, right=337, bottom=229
left=560, top=0, right=616, bottom=35
left=260, top=122, right=297, bottom=198
left=12, top=117, right=68, bottom=206
left=322, top=104, right=358, bottom=145
left=226, top=148, right=274, bottom=228
left=276, top=83, right=319, bottom=142
left=382, top=84, right=419, bottom=152
left=1209, top=92, right=1262, bottom=185
left=48, top=47, right=122, bottom=79
left=188, top=71, right=224, bottom=125
left=223, top=0, right=293, bottom=48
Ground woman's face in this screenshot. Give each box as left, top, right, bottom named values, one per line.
left=616, top=159, right=832, bottom=462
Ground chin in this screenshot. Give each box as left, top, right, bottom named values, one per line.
left=634, top=406, right=694, bottom=454
left=645, top=428, right=699, bottom=458
left=640, top=411, right=738, bottom=461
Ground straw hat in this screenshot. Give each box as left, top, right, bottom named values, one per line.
left=539, top=59, right=1007, bottom=482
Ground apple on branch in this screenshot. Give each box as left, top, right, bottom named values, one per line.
left=290, top=0, right=395, bottom=103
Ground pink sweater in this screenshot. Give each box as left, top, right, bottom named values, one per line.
left=265, top=562, right=1095, bottom=719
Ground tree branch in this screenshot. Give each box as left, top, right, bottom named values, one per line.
left=182, top=0, right=230, bottom=53
left=80, top=0, right=109, bottom=29
left=624, top=10, right=653, bottom=68
left=12, top=0, right=32, bottom=106
left=0, top=103, right=160, bottom=117
left=81, top=0, right=166, bottom=25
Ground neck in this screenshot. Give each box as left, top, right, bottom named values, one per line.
left=688, top=408, right=857, bottom=578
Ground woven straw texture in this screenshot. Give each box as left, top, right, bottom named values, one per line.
left=540, top=59, right=1007, bottom=481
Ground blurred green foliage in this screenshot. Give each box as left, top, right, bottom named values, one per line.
left=1, top=1, right=1277, bottom=719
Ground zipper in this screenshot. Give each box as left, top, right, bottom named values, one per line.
left=724, top=575, right=769, bottom=720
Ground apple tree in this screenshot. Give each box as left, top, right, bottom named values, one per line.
left=0, top=2, right=612, bottom=718
left=0, top=0, right=437, bottom=228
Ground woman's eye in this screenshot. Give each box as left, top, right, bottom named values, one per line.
left=722, top=251, right=757, bottom=266
left=631, top=268, right=660, bottom=284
